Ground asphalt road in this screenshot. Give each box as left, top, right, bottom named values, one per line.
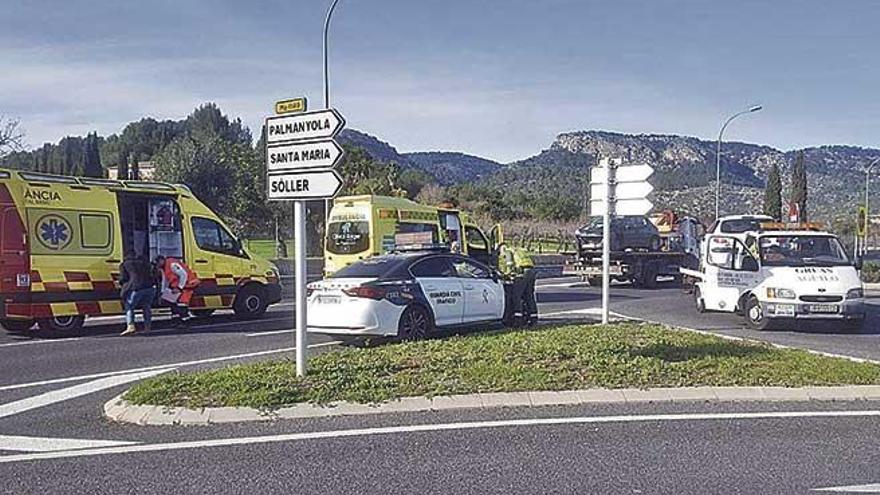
left=2, top=278, right=880, bottom=493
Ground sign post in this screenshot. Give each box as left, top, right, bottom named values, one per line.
left=590, top=158, right=655, bottom=324
left=266, top=100, right=345, bottom=377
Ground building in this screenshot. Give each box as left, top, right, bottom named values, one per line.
left=106, top=161, right=156, bottom=180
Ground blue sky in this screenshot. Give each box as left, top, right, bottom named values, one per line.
left=2, top=0, right=879, bottom=162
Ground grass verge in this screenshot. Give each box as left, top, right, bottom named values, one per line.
left=124, top=323, right=880, bottom=409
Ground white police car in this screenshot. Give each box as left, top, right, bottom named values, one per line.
left=307, top=252, right=506, bottom=339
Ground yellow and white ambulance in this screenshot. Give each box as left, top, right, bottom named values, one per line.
left=324, top=195, right=501, bottom=275
left=0, top=169, right=281, bottom=333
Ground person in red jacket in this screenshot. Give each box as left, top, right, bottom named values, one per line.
left=155, top=256, right=200, bottom=325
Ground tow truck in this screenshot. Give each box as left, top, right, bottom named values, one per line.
left=563, top=211, right=702, bottom=288
left=683, top=221, right=866, bottom=331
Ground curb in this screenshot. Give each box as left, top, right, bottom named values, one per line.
left=104, top=385, right=880, bottom=426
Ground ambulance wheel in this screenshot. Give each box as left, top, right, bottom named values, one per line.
left=694, top=287, right=707, bottom=314
left=745, top=296, right=771, bottom=331
left=234, top=285, right=268, bottom=319
left=0, top=319, right=35, bottom=332
left=397, top=306, right=433, bottom=341
left=37, top=315, right=85, bottom=334
left=192, top=309, right=216, bottom=318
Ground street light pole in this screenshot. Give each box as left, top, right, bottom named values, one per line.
left=715, top=105, right=762, bottom=220
left=321, top=0, right=342, bottom=254
left=863, top=157, right=880, bottom=255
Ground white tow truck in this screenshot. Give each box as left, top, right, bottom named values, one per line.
left=684, top=218, right=866, bottom=331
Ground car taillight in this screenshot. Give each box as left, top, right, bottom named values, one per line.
left=343, top=286, right=386, bottom=300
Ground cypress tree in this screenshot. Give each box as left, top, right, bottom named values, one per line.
left=118, top=149, right=130, bottom=180
left=130, top=152, right=140, bottom=180
left=790, top=151, right=808, bottom=221
left=763, top=162, right=782, bottom=220
left=82, top=132, right=103, bottom=178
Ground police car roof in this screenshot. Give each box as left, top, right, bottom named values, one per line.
left=329, top=251, right=446, bottom=279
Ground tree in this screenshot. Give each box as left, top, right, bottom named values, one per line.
left=82, top=132, right=103, bottom=177
left=0, top=115, right=24, bottom=159
left=117, top=149, right=130, bottom=180
left=763, top=162, right=782, bottom=220
left=791, top=151, right=808, bottom=221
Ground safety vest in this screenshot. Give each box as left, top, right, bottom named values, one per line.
left=499, top=246, right=534, bottom=275
left=163, top=257, right=200, bottom=289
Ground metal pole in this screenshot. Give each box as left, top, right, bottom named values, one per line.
left=715, top=105, right=762, bottom=220
left=323, top=0, right=341, bottom=231
left=294, top=200, right=307, bottom=377
left=601, top=158, right=615, bottom=325
left=864, top=157, right=880, bottom=255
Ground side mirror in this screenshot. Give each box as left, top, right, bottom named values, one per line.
left=742, top=257, right=759, bottom=272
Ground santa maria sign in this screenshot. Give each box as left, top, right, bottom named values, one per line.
left=267, top=139, right=344, bottom=172
left=265, top=109, right=346, bottom=144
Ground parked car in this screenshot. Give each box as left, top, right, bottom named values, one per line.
left=575, top=215, right=662, bottom=252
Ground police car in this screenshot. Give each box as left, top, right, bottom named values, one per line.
left=307, top=251, right=506, bottom=339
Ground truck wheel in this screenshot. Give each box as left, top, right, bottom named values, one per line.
left=694, top=287, right=707, bottom=313
left=0, top=319, right=35, bottom=332
left=648, top=236, right=662, bottom=252
left=37, top=315, right=85, bottom=335
left=744, top=295, right=771, bottom=331
left=233, top=285, right=268, bottom=319
left=397, top=305, right=433, bottom=341
left=642, top=263, right=658, bottom=289
left=587, top=276, right=602, bottom=287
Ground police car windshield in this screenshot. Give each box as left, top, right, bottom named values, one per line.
left=330, top=256, right=411, bottom=279
left=759, top=235, right=850, bottom=267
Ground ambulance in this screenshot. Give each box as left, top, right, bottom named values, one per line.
left=0, top=169, right=282, bottom=333
left=324, top=195, right=501, bottom=275
left=686, top=222, right=865, bottom=331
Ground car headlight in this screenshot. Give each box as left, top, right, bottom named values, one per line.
left=766, top=287, right=796, bottom=299
left=847, top=288, right=864, bottom=300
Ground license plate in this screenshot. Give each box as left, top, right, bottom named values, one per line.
left=317, top=295, right=341, bottom=305
left=808, top=304, right=838, bottom=314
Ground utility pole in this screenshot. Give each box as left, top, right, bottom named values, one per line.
left=715, top=105, right=762, bottom=219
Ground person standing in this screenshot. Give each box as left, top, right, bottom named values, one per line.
left=499, top=243, right=538, bottom=326
left=156, top=255, right=200, bottom=325
left=119, top=254, right=158, bottom=336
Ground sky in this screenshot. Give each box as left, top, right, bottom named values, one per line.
left=2, top=0, right=880, bottom=163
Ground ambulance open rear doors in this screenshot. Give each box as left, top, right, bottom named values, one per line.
left=696, top=235, right=760, bottom=312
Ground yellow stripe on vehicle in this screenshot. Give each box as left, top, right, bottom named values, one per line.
left=50, top=302, right=79, bottom=317
left=99, top=301, right=123, bottom=314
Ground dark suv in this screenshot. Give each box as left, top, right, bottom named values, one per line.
left=575, top=216, right=662, bottom=253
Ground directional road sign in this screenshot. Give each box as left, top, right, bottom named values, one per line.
left=590, top=198, right=654, bottom=216
left=590, top=163, right=654, bottom=185
left=267, top=139, right=344, bottom=172
left=590, top=181, right=654, bottom=201
left=268, top=169, right=343, bottom=201
left=265, top=109, right=346, bottom=145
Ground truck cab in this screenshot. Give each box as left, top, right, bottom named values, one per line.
left=692, top=227, right=865, bottom=330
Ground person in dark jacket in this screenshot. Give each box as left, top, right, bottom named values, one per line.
left=119, top=254, right=159, bottom=336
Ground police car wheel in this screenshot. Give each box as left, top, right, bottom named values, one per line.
left=0, top=319, right=35, bottom=332
left=37, top=315, right=85, bottom=334
left=745, top=296, right=771, bottom=331
left=397, top=306, right=433, bottom=341
left=233, top=286, right=267, bottom=319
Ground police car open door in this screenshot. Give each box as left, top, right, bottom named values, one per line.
left=701, top=235, right=760, bottom=312
left=409, top=256, right=464, bottom=326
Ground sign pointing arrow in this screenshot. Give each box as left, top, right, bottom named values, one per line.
left=590, top=198, right=654, bottom=216
left=590, top=163, right=654, bottom=185
left=265, top=109, right=346, bottom=145
left=268, top=170, right=343, bottom=201
left=591, top=181, right=654, bottom=201
left=267, top=139, right=344, bottom=172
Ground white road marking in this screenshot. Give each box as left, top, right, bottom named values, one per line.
left=0, top=341, right=343, bottom=392
left=0, top=435, right=137, bottom=453
left=0, top=338, right=83, bottom=348
left=813, top=483, right=880, bottom=493
left=246, top=329, right=294, bottom=337
left=0, top=369, right=172, bottom=419
left=1, top=409, right=878, bottom=464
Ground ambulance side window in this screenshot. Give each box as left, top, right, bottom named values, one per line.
left=191, top=217, right=242, bottom=257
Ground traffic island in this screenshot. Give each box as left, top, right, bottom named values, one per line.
left=112, top=322, right=880, bottom=426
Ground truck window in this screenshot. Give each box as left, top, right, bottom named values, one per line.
left=327, top=221, right=370, bottom=255
left=759, top=235, right=849, bottom=267
left=707, top=236, right=757, bottom=271
left=191, top=217, right=240, bottom=256
left=464, top=226, right=488, bottom=251
left=397, top=222, right=438, bottom=242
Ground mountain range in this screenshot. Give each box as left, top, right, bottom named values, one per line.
left=339, top=128, right=878, bottom=223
